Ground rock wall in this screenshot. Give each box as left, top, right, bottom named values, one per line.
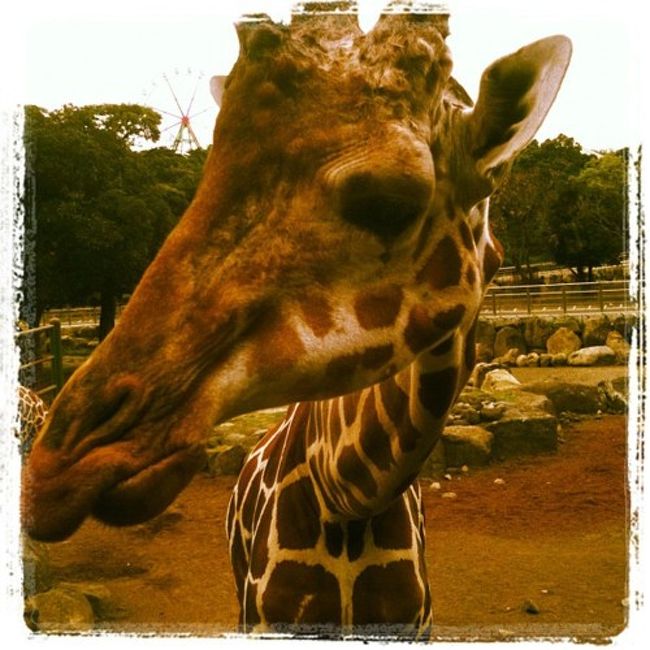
left=476, top=314, right=635, bottom=366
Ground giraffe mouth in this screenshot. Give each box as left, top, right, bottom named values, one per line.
left=91, top=444, right=206, bottom=527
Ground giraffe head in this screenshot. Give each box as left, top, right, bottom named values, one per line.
left=22, top=1, right=570, bottom=541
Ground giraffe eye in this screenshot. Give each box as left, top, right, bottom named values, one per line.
left=339, top=171, right=430, bottom=241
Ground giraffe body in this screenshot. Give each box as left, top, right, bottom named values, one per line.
left=22, top=1, right=571, bottom=634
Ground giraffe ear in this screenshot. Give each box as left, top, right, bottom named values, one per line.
left=210, top=75, right=227, bottom=106
left=468, top=35, right=571, bottom=176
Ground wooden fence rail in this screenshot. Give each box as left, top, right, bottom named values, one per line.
left=16, top=319, right=64, bottom=401
left=481, top=280, right=634, bottom=317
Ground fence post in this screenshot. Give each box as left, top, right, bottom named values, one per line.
left=49, top=318, right=64, bottom=393
left=492, top=291, right=497, bottom=315
left=597, top=282, right=604, bottom=312
left=526, top=288, right=532, bottom=314
left=561, top=285, right=567, bottom=314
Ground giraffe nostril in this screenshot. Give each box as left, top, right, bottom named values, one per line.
left=42, top=374, right=147, bottom=455
left=339, top=170, right=432, bottom=241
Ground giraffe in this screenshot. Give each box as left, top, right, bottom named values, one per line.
left=21, top=0, right=571, bottom=633
left=17, top=386, right=48, bottom=457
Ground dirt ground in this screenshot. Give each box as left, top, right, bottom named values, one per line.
left=35, top=407, right=630, bottom=642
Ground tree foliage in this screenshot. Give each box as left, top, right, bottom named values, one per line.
left=490, top=135, right=627, bottom=282
left=23, top=103, right=207, bottom=338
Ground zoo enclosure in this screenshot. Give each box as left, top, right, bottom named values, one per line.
left=481, top=280, right=633, bottom=317
left=16, top=320, right=64, bottom=401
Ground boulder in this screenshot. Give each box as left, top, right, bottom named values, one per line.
left=468, top=362, right=506, bottom=389
left=605, top=330, right=631, bottom=364
left=546, top=327, right=582, bottom=355
left=582, top=316, right=612, bottom=347
left=482, top=369, right=521, bottom=393
left=568, top=346, right=616, bottom=367
left=552, top=316, right=582, bottom=335
left=494, top=326, right=527, bottom=358
left=206, top=444, right=247, bottom=476
left=539, top=353, right=553, bottom=367
left=479, top=402, right=507, bottom=422
left=524, top=317, right=556, bottom=350
left=516, top=352, right=540, bottom=368
left=25, top=587, right=95, bottom=632
left=518, top=380, right=604, bottom=414
left=494, top=347, right=521, bottom=367
left=550, top=352, right=568, bottom=366
left=449, top=402, right=481, bottom=425
left=475, top=320, right=497, bottom=362
left=597, top=380, right=627, bottom=414
left=442, top=425, right=493, bottom=467
left=483, top=400, right=558, bottom=459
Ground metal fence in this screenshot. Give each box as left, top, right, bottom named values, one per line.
left=42, top=305, right=126, bottom=327
left=481, top=280, right=634, bottom=317
left=16, top=320, right=64, bottom=401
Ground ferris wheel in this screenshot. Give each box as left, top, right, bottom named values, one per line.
left=143, top=68, right=214, bottom=154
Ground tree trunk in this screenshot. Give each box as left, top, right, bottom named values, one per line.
left=99, top=289, right=117, bottom=341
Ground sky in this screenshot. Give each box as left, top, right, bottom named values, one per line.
left=4, top=0, right=647, bottom=153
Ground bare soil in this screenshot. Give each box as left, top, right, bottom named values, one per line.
left=37, top=411, right=629, bottom=642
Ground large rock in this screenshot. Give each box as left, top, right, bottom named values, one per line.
left=442, top=425, right=493, bottom=467
left=605, top=330, right=630, bottom=364
left=494, top=347, right=520, bottom=367
left=524, top=317, right=556, bottom=350
left=206, top=444, right=247, bottom=476
left=582, top=316, right=612, bottom=347
left=568, top=346, right=617, bottom=367
left=546, top=327, right=582, bottom=355
left=494, top=326, right=527, bottom=358
left=482, top=369, right=521, bottom=393
left=483, top=397, right=558, bottom=459
left=518, top=380, right=603, bottom=414
left=25, top=587, right=95, bottom=632
left=597, top=380, right=628, bottom=414
left=421, top=439, right=446, bottom=478
left=468, top=362, right=506, bottom=389
left=475, top=320, right=497, bottom=362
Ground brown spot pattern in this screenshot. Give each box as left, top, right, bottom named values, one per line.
left=252, top=309, right=305, bottom=375
left=483, top=244, right=502, bottom=283
left=359, top=390, right=394, bottom=472
left=465, top=264, right=477, bottom=286
left=337, top=444, right=378, bottom=501
left=380, top=380, right=420, bottom=453
left=324, top=521, right=344, bottom=557
left=404, top=305, right=442, bottom=354
left=352, top=560, right=423, bottom=624
left=244, top=581, right=261, bottom=627
left=371, top=496, right=412, bottom=549
left=418, top=366, right=458, bottom=419
left=429, top=334, right=454, bottom=356
left=241, top=471, right=262, bottom=533
left=250, top=493, right=275, bottom=579
left=342, top=392, right=360, bottom=427
left=300, top=294, right=335, bottom=338
left=458, top=221, right=474, bottom=250
left=277, top=477, right=321, bottom=549
left=416, top=235, right=462, bottom=289
left=347, top=519, right=367, bottom=561
left=277, top=404, right=309, bottom=481
left=472, top=222, right=484, bottom=244
left=263, top=561, right=342, bottom=625
left=354, top=285, right=404, bottom=330
left=325, top=344, right=394, bottom=380
left=432, top=304, right=466, bottom=330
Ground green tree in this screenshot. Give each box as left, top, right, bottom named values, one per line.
left=548, top=151, right=627, bottom=280
left=23, top=103, right=206, bottom=338
left=490, top=134, right=590, bottom=281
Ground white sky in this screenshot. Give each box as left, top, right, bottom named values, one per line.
left=4, top=0, right=647, bottom=153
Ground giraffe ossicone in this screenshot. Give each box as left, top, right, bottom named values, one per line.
left=21, top=0, right=570, bottom=636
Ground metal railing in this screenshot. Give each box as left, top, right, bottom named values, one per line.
left=481, top=280, right=634, bottom=317
left=16, top=319, right=64, bottom=401
left=42, top=305, right=125, bottom=327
